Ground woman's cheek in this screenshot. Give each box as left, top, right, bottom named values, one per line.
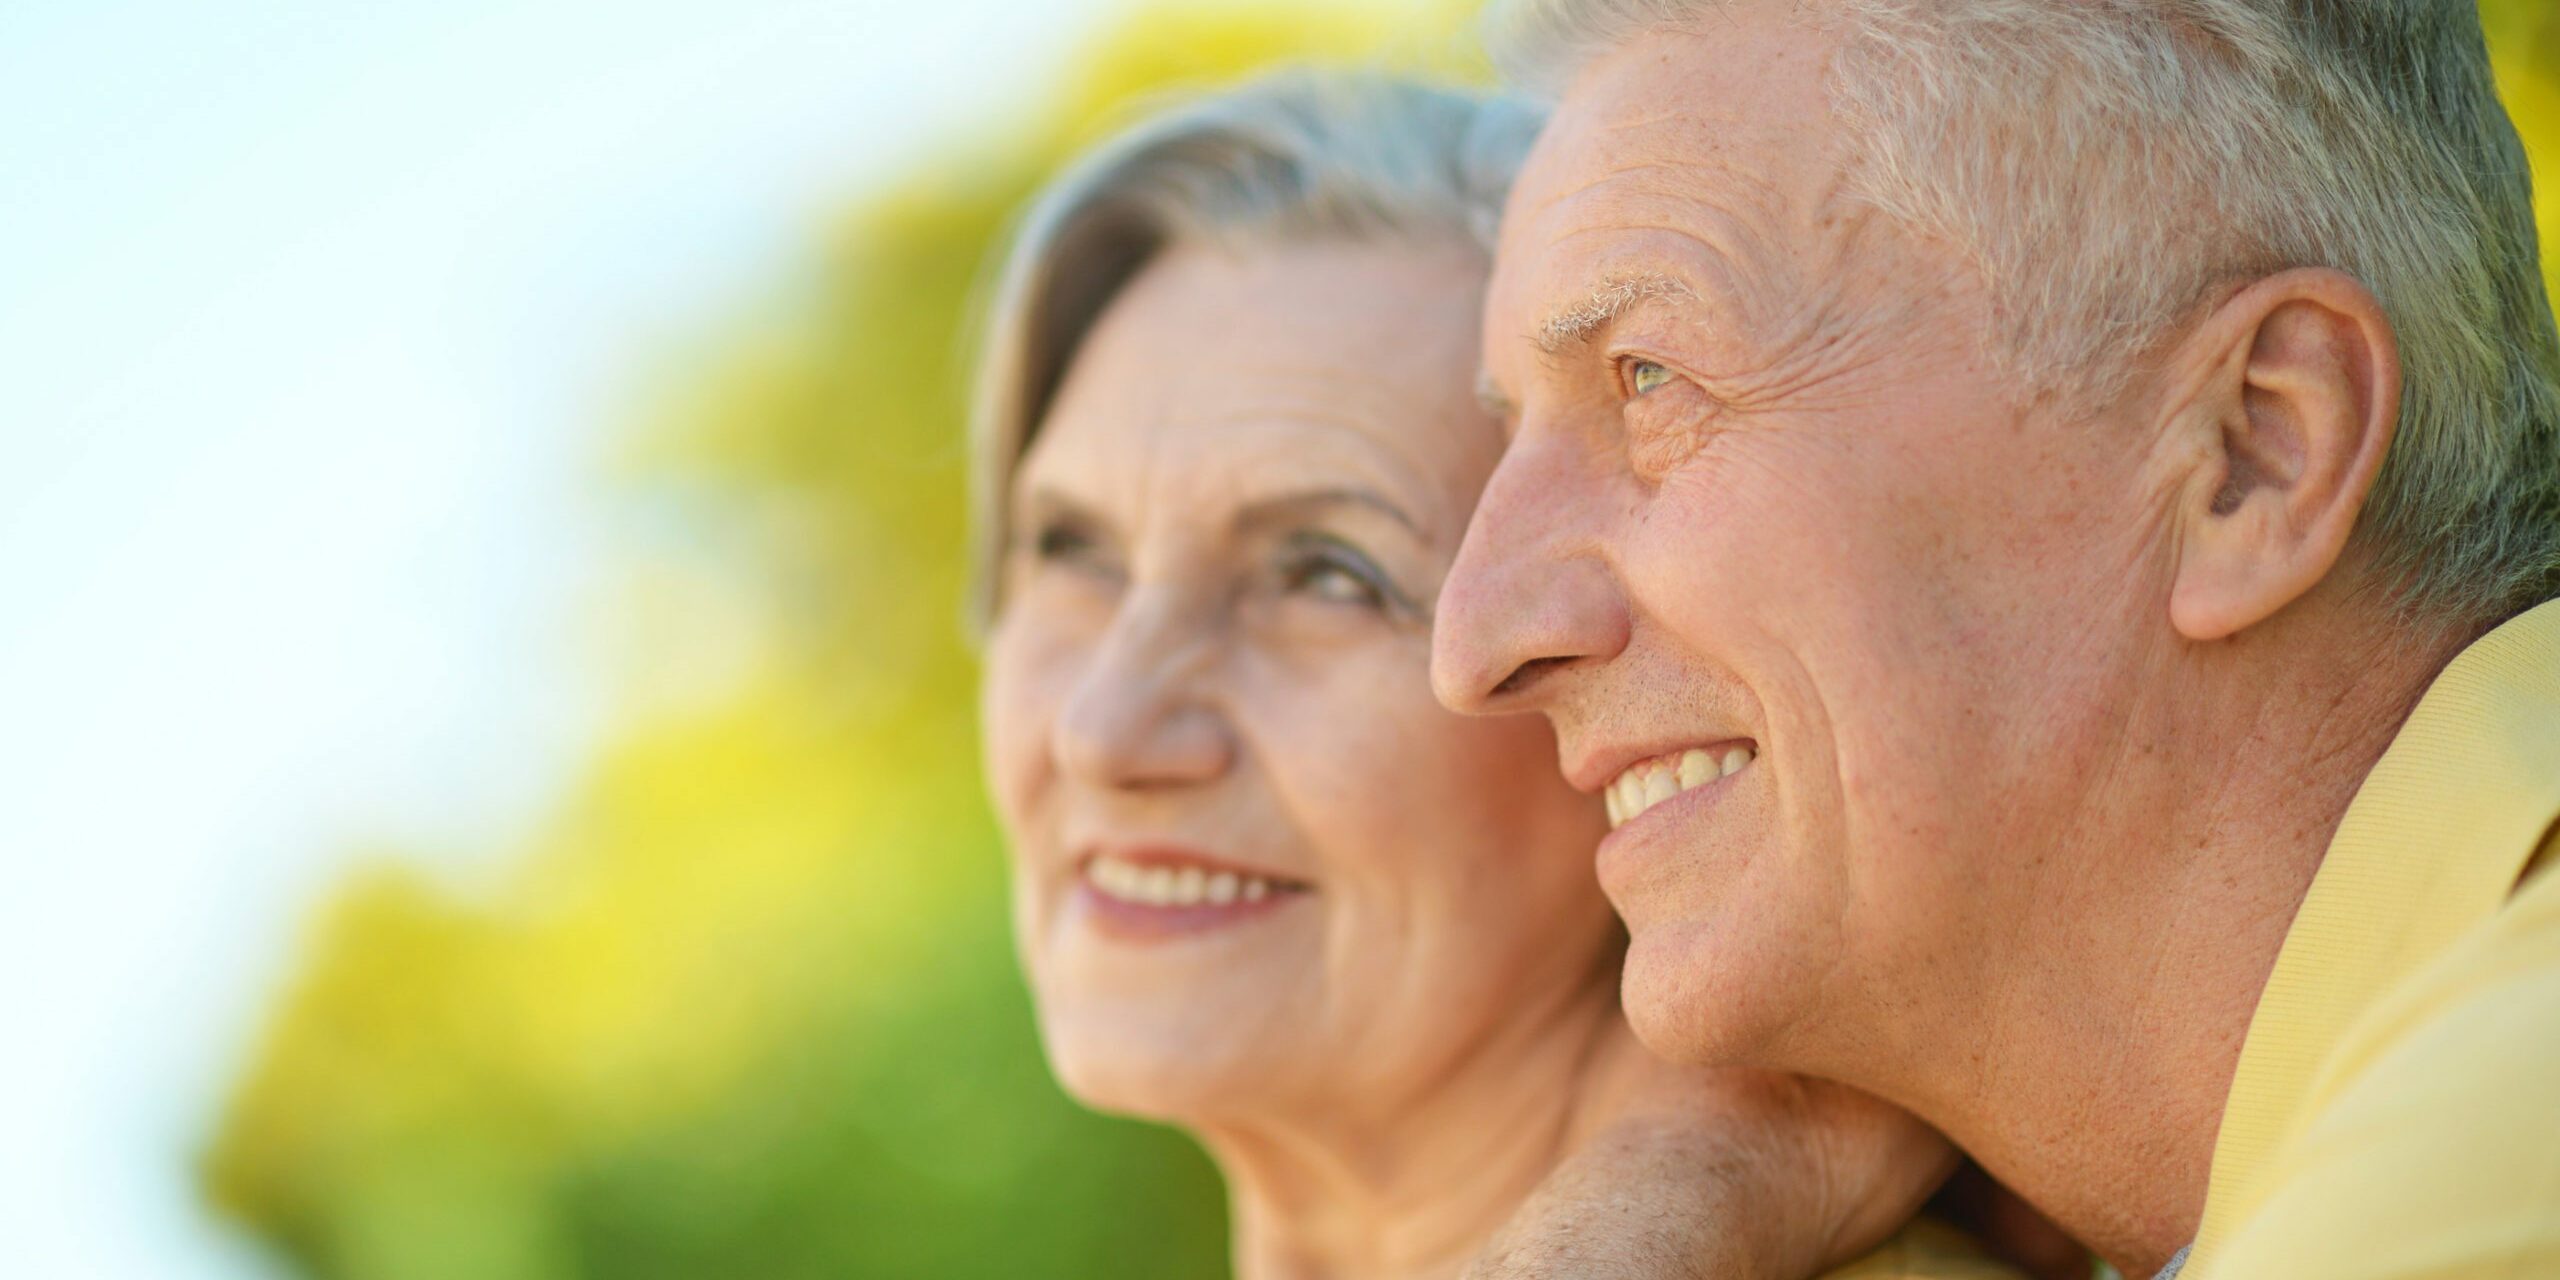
left=1345, top=664, right=1524, bottom=883
left=1245, top=634, right=1422, bottom=865
left=981, top=615, right=1076, bottom=838
left=1447, top=714, right=1609, bottom=925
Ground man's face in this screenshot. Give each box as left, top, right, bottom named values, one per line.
left=1437, top=8, right=2183, bottom=1071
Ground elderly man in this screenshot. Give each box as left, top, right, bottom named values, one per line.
left=1435, top=2, right=2560, bottom=1278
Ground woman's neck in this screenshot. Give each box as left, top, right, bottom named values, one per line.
left=1194, top=967, right=1634, bottom=1280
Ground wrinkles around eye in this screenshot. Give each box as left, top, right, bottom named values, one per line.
left=1623, top=380, right=1724, bottom=480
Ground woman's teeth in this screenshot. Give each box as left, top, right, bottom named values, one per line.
left=1605, top=745, right=1753, bottom=829
left=1086, top=855, right=1283, bottom=907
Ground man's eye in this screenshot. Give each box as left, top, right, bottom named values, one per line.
left=1626, top=358, right=1674, bottom=396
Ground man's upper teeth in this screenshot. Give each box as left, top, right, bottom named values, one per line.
left=1606, top=745, right=1754, bottom=828
left=1087, top=855, right=1281, bottom=907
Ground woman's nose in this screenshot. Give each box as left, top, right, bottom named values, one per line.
left=1052, top=596, right=1236, bottom=790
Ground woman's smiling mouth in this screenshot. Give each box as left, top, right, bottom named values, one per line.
left=1074, top=847, right=1313, bottom=941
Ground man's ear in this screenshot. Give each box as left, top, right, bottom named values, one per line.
left=2167, top=267, right=2400, bottom=642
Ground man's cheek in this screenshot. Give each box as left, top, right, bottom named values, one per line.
left=1626, top=493, right=1805, bottom=636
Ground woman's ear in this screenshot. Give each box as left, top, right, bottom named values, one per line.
left=2167, top=268, right=2401, bottom=642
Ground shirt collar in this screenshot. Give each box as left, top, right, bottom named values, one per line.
left=2192, top=595, right=2560, bottom=1257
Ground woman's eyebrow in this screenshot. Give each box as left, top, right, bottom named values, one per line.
left=1015, top=485, right=1110, bottom=534
left=1232, top=487, right=1423, bottom=537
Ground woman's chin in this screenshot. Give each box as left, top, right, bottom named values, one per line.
left=1045, top=1043, right=1243, bottom=1123
left=1035, top=1005, right=1291, bottom=1124
left=1023, top=914, right=1319, bottom=1120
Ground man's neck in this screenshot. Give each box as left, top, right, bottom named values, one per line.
left=1898, top=600, right=2461, bottom=1277
left=1197, top=974, right=1630, bottom=1280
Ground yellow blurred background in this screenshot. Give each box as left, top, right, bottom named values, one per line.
left=188, top=5, right=1479, bottom=1277
left=6, top=2, right=2558, bottom=1276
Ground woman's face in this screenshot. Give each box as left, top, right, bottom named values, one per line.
left=982, top=240, right=1618, bottom=1126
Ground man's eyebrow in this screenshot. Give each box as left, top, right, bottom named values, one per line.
left=1534, top=271, right=1696, bottom=356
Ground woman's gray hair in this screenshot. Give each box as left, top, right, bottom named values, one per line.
left=967, top=71, right=1541, bottom=630
left=1488, top=0, right=2560, bottom=625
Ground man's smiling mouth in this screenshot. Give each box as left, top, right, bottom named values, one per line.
left=1605, top=743, right=1755, bottom=829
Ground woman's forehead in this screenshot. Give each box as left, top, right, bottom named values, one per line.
left=1069, top=241, right=1483, bottom=403
left=1024, top=241, right=1501, bottom=523
left=1023, top=405, right=1462, bottom=542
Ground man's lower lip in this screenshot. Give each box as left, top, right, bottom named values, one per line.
left=1071, top=882, right=1302, bottom=942
left=1594, top=770, right=1734, bottom=889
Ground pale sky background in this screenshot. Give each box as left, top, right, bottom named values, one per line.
left=0, top=0, right=1117, bottom=1273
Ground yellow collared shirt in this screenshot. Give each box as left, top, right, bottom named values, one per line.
left=2185, top=598, right=2560, bottom=1279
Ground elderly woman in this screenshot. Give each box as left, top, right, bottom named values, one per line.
left=970, top=73, right=2017, bottom=1280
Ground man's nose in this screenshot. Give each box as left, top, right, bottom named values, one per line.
left=1431, top=430, right=1631, bottom=716
left=1053, top=592, right=1235, bottom=790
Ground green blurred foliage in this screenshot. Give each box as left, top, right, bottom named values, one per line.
left=203, top=4, right=2560, bottom=1278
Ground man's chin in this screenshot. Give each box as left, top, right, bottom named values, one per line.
left=1618, top=919, right=1792, bottom=1066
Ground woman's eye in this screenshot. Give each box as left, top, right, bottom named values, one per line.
left=1298, top=563, right=1383, bottom=607
left=1626, top=358, right=1674, bottom=397
left=1034, top=522, right=1089, bottom=560
left=1030, top=520, right=1117, bottom=577
left=1278, top=538, right=1393, bottom=611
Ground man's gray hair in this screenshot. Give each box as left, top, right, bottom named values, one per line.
left=1490, top=0, right=2560, bottom=623
left=967, top=71, right=1540, bottom=629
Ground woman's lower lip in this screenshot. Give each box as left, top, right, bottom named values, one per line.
left=1070, top=881, right=1302, bottom=943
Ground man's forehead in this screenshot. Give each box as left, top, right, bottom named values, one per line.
left=1489, top=142, right=1797, bottom=361
left=1527, top=18, right=1838, bottom=193
left=1486, top=18, right=1852, bottom=350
